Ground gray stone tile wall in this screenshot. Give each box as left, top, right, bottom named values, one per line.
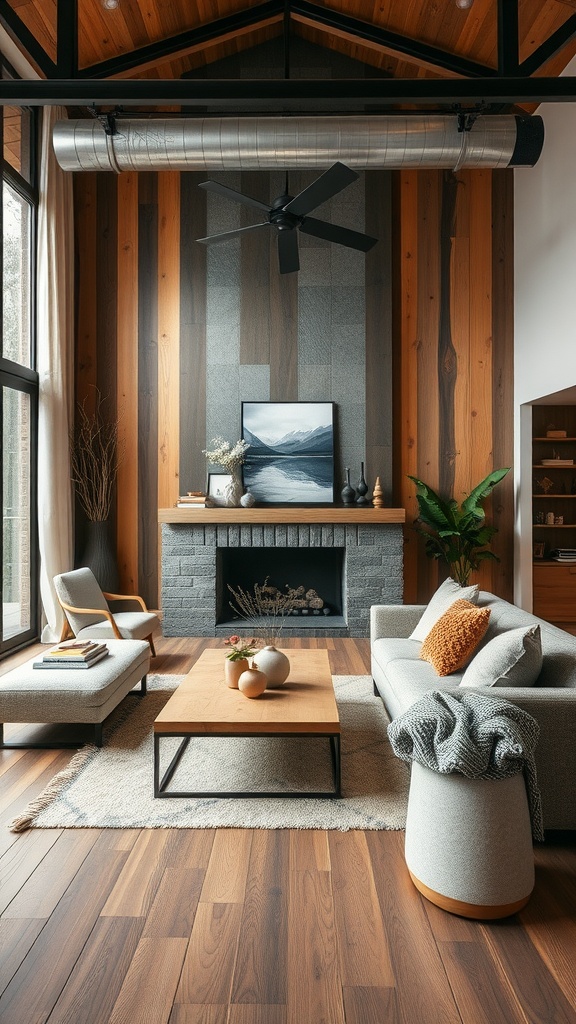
left=161, top=522, right=403, bottom=638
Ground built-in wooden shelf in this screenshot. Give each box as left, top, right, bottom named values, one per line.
left=159, top=506, right=406, bottom=525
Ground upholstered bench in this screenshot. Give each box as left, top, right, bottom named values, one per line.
left=0, top=639, right=150, bottom=748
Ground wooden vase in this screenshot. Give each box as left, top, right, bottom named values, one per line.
left=225, top=657, right=248, bottom=689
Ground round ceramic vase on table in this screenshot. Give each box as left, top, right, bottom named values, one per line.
left=252, top=646, right=290, bottom=687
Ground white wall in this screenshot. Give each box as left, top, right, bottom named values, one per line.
left=514, top=55, right=576, bottom=608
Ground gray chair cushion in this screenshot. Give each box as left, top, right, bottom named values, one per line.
left=76, top=611, right=159, bottom=641
left=460, top=625, right=542, bottom=689
left=54, top=567, right=110, bottom=632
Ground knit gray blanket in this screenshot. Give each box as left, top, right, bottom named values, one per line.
left=387, top=690, right=544, bottom=841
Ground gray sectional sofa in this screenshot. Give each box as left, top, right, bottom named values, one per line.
left=371, top=591, right=576, bottom=831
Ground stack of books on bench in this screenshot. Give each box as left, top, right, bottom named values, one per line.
left=34, top=640, right=109, bottom=669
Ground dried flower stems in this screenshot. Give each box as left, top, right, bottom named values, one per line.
left=227, top=579, right=295, bottom=646
left=70, top=395, right=122, bottom=522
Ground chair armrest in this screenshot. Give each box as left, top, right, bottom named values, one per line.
left=104, top=592, right=148, bottom=612
left=57, top=598, right=123, bottom=640
left=370, top=604, right=426, bottom=642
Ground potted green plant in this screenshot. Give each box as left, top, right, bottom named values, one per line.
left=408, top=469, right=510, bottom=586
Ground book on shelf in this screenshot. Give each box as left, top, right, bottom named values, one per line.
left=42, top=641, right=108, bottom=662
left=34, top=650, right=109, bottom=669
left=176, top=498, right=214, bottom=508
left=550, top=549, right=576, bottom=562
left=541, top=459, right=574, bottom=466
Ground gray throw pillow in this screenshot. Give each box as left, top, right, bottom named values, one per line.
left=410, top=577, right=480, bottom=643
left=460, top=624, right=542, bottom=689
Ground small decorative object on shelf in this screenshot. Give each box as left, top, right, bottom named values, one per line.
left=546, top=425, right=567, bottom=438
left=355, top=461, right=369, bottom=505
left=204, top=437, right=250, bottom=507
left=536, top=476, right=554, bottom=494
left=238, top=666, right=267, bottom=698
left=340, top=467, right=356, bottom=505
left=372, top=476, right=384, bottom=508
left=240, top=491, right=256, bottom=507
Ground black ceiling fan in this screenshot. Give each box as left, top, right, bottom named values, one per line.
left=195, top=162, right=378, bottom=274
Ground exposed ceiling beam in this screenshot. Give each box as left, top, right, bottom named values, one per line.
left=520, top=12, right=576, bottom=75
left=0, top=0, right=55, bottom=78
left=497, top=0, right=519, bottom=76
left=78, top=0, right=284, bottom=79
left=57, top=0, right=78, bottom=78
left=0, top=77, right=575, bottom=107
left=291, top=0, right=495, bottom=79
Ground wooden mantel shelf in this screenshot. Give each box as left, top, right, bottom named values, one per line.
left=159, top=506, right=405, bottom=525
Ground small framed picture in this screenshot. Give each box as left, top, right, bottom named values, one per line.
left=207, top=472, right=232, bottom=506
left=533, top=541, right=545, bottom=560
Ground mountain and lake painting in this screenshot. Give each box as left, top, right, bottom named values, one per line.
left=241, top=402, right=335, bottom=503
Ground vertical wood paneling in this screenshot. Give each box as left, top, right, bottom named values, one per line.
left=438, top=171, right=458, bottom=501
left=269, top=259, right=298, bottom=402
left=365, top=170, right=393, bottom=501
left=158, top=172, right=181, bottom=510
left=116, top=173, right=139, bottom=594
left=491, top=171, right=514, bottom=602
left=74, top=174, right=98, bottom=412
left=96, top=176, right=119, bottom=417
left=240, top=172, right=270, bottom=366
left=138, top=173, right=159, bottom=607
left=396, top=167, right=514, bottom=603
left=395, top=171, right=420, bottom=603
left=180, top=172, right=207, bottom=493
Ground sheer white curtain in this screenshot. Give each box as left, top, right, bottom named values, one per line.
left=37, top=106, right=75, bottom=642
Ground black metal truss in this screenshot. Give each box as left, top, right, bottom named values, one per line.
left=0, top=0, right=56, bottom=78
left=520, top=13, right=576, bottom=78
left=1, top=0, right=576, bottom=110
left=78, top=0, right=284, bottom=79
left=0, top=76, right=575, bottom=107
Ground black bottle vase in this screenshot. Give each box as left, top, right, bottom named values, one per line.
left=356, top=462, right=369, bottom=505
left=341, top=467, right=356, bottom=505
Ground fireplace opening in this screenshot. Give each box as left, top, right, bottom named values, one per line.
left=216, top=546, right=346, bottom=630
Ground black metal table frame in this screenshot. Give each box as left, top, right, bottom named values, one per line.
left=154, top=729, right=341, bottom=799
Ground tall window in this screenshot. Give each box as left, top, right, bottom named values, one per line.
left=0, top=66, right=38, bottom=654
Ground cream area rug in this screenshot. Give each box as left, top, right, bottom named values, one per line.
left=10, top=675, right=410, bottom=832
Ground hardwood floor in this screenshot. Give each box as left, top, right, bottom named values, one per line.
left=1, top=636, right=575, bottom=1024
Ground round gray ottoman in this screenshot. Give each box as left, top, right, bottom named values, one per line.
left=405, top=761, right=535, bottom=919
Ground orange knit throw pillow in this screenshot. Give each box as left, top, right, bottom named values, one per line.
left=420, top=598, right=491, bottom=677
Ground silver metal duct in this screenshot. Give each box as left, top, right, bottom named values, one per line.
left=52, top=114, right=544, bottom=173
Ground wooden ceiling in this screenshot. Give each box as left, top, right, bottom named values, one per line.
left=2, top=0, right=576, bottom=107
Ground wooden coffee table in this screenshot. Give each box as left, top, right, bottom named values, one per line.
left=153, top=648, right=341, bottom=798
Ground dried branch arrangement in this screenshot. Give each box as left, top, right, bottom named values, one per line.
left=227, top=579, right=295, bottom=646
left=70, top=395, right=122, bottom=522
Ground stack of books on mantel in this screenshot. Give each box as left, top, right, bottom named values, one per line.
left=176, top=491, right=214, bottom=509
left=34, top=640, right=109, bottom=669
left=550, top=548, right=576, bottom=563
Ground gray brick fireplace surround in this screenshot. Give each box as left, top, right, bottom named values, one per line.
left=161, top=522, right=403, bottom=638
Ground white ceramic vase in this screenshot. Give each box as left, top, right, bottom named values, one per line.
left=223, top=468, right=243, bottom=507
left=252, top=645, right=290, bottom=688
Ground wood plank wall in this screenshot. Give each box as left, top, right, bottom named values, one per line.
left=394, top=169, right=514, bottom=603
left=74, top=166, right=513, bottom=609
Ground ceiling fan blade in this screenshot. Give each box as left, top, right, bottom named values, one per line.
left=196, top=223, right=271, bottom=245
left=284, top=162, right=359, bottom=217
left=299, top=216, right=378, bottom=253
left=277, top=229, right=300, bottom=274
left=198, top=180, right=271, bottom=213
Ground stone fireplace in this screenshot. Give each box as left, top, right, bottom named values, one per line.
left=160, top=509, right=404, bottom=638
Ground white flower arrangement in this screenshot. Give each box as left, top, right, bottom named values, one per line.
left=203, top=437, right=250, bottom=471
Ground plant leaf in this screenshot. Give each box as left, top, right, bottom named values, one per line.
left=461, top=468, right=510, bottom=518
left=408, top=476, right=457, bottom=531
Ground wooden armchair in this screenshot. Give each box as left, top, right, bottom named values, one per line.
left=54, top=567, right=159, bottom=656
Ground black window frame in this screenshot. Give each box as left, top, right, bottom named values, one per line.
left=0, top=56, right=39, bottom=657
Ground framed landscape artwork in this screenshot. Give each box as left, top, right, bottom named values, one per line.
left=241, top=401, right=335, bottom=504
